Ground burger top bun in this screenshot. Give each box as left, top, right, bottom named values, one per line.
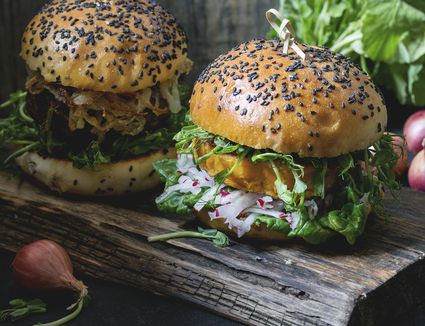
left=190, top=40, right=387, bottom=158
left=21, top=0, right=192, bottom=93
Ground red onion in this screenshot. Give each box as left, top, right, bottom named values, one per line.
left=403, top=110, right=425, bottom=155
left=408, top=144, right=425, bottom=191
left=12, top=240, right=88, bottom=326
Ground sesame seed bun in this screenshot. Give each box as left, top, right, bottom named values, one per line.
left=15, top=148, right=175, bottom=196
left=190, top=40, right=387, bottom=158
left=21, top=0, right=192, bottom=93
left=193, top=142, right=338, bottom=199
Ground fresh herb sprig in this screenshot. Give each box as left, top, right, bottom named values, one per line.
left=0, top=298, right=47, bottom=322
left=0, top=91, right=40, bottom=169
left=148, top=227, right=231, bottom=248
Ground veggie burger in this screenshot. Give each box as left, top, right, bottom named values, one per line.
left=16, top=0, right=192, bottom=195
left=154, top=40, right=400, bottom=244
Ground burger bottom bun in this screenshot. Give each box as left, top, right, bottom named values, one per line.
left=195, top=202, right=373, bottom=242
left=195, top=209, right=289, bottom=241
left=16, top=148, right=176, bottom=196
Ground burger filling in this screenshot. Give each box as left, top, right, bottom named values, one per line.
left=0, top=72, right=190, bottom=169
left=153, top=122, right=401, bottom=244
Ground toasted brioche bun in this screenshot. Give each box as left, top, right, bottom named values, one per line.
left=16, top=149, right=175, bottom=196
left=21, top=0, right=192, bottom=93
left=190, top=40, right=387, bottom=158
left=193, top=142, right=338, bottom=199
left=195, top=209, right=288, bottom=241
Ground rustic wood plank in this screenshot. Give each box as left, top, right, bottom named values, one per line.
left=1, top=172, right=425, bottom=325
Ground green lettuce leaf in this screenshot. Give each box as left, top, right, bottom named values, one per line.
left=287, top=208, right=334, bottom=244
left=156, top=191, right=203, bottom=215
left=318, top=203, right=368, bottom=245
left=312, top=159, right=327, bottom=198
left=152, top=159, right=180, bottom=187
left=254, top=216, right=291, bottom=234
left=152, top=159, right=203, bottom=215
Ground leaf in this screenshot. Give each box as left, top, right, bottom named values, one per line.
left=69, top=141, right=111, bottom=169
left=288, top=207, right=334, bottom=245
left=9, top=299, right=26, bottom=307
left=408, top=63, right=425, bottom=105
left=213, top=170, right=230, bottom=185
left=313, top=160, right=327, bottom=198
left=338, top=154, right=354, bottom=177
left=319, top=203, right=368, bottom=245
left=156, top=189, right=203, bottom=216
left=274, top=179, right=293, bottom=205
left=211, top=231, right=231, bottom=248
left=388, top=63, right=409, bottom=104
left=254, top=216, right=291, bottom=234
left=152, top=159, right=180, bottom=186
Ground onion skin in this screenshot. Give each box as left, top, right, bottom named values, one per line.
left=404, top=110, right=425, bottom=155
left=408, top=149, right=425, bottom=191
left=12, top=240, right=86, bottom=294
left=391, top=134, right=409, bottom=178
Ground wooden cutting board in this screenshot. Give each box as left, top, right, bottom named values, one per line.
left=1, top=172, right=425, bottom=326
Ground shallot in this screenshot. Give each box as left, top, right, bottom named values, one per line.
left=390, top=134, right=409, bottom=177
left=408, top=139, right=425, bottom=191
left=12, top=240, right=89, bottom=326
left=403, top=110, right=425, bottom=155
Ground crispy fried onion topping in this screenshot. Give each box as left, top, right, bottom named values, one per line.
left=26, top=73, right=183, bottom=138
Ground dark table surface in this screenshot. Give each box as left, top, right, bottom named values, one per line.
left=0, top=249, right=239, bottom=326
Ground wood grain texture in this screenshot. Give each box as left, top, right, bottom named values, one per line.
left=1, top=172, right=425, bottom=326
left=0, top=0, right=278, bottom=101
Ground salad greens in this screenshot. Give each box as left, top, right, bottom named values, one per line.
left=0, top=87, right=189, bottom=170
left=269, top=0, right=425, bottom=106
left=154, top=123, right=400, bottom=244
